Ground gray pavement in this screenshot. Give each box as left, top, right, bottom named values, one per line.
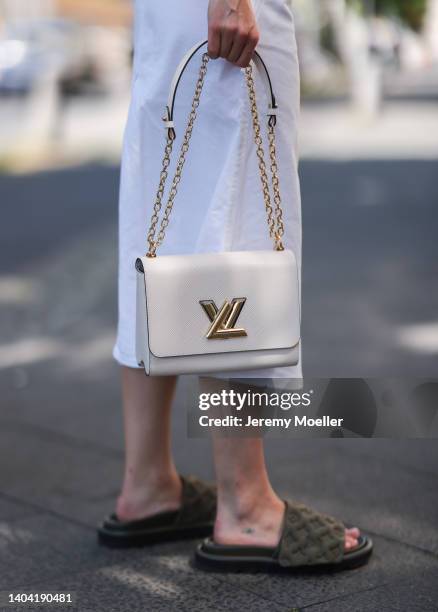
left=0, top=162, right=438, bottom=611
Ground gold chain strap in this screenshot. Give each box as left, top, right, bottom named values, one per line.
left=243, top=65, right=284, bottom=250
left=146, top=52, right=284, bottom=257
left=268, top=123, right=285, bottom=246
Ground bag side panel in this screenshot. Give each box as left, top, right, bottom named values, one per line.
left=135, top=269, right=150, bottom=374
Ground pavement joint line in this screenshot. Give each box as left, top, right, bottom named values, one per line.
left=2, top=485, right=437, bottom=564
left=4, top=494, right=428, bottom=610
left=0, top=528, right=142, bottom=596
left=299, top=581, right=392, bottom=610
left=2, top=420, right=438, bottom=559
left=4, top=554, right=287, bottom=610
left=0, top=489, right=96, bottom=533
left=5, top=412, right=437, bottom=484
left=2, top=541, right=435, bottom=612
left=0, top=483, right=314, bottom=609
left=4, top=566, right=101, bottom=596
left=0, top=508, right=46, bottom=525
left=195, top=572, right=288, bottom=611
left=362, top=527, right=438, bottom=562
left=0, top=417, right=124, bottom=461
left=209, top=572, right=293, bottom=610
left=335, top=445, right=438, bottom=481
left=207, top=532, right=438, bottom=610
left=0, top=510, right=155, bottom=594
left=1, top=550, right=139, bottom=596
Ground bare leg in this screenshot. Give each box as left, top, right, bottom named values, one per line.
left=213, top=438, right=360, bottom=551
left=116, top=367, right=182, bottom=521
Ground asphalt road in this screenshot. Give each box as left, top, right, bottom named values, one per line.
left=0, top=160, right=437, bottom=611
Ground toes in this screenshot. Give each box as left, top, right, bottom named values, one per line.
left=344, top=530, right=359, bottom=551
left=344, top=526, right=361, bottom=551
left=347, top=527, right=360, bottom=537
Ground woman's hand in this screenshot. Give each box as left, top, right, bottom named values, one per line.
left=208, top=0, right=260, bottom=67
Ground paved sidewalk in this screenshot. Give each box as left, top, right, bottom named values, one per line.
left=1, top=365, right=438, bottom=611
left=0, top=163, right=437, bottom=611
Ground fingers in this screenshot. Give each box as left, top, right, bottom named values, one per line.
left=228, top=33, right=246, bottom=64
left=235, top=28, right=259, bottom=67
left=208, top=23, right=260, bottom=67
left=208, top=24, right=221, bottom=60
left=219, top=25, right=234, bottom=59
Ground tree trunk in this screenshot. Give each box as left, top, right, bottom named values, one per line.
left=323, top=0, right=382, bottom=116
left=424, top=0, right=438, bottom=61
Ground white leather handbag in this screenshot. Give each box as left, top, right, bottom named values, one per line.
left=135, top=41, right=300, bottom=376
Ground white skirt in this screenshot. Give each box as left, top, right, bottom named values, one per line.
left=113, top=0, right=302, bottom=378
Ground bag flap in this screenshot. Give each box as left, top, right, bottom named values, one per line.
left=138, top=250, right=300, bottom=359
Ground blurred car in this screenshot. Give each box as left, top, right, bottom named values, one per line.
left=0, top=18, right=99, bottom=96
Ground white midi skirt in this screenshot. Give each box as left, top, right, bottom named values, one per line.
left=113, top=0, right=302, bottom=378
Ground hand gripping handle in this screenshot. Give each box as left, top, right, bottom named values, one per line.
left=162, top=40, right=278, bottom=139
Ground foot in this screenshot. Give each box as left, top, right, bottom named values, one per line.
left=214, top=494, right=360, bottom=553
left=116, top=473, right=182, bottom=522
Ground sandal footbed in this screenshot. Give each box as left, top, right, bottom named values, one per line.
left=194, top=535, right=373, bottom=573
left=97, top=475, right=216, bottom=548
left=98, top=521, right=214, bottom=548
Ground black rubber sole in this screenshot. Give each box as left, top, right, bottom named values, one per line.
left=98, top=523, right=213, bottom=549
left=194, top=536, right=373, bottom=574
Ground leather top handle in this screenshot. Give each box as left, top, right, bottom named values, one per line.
left=163, top=39, right=278, bottom=140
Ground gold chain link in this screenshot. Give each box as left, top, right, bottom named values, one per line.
left=146, top=53, right=209, bottom=256
left=146, top=52, right=284, bottom=257
left=268, top=124, right=285, bottom=245
left=244, top=65, right=284, bottom=251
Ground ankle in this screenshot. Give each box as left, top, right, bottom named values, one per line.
left=214, top=489, right=285, bottom=547
left=117, top=469, right=182, bottom=521
left=122, top=467, right=180, bottom=494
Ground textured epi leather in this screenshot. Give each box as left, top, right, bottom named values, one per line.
left=145, top=346, right=300, bottom=376
left=276, top=502, right=345, bottom=567
left=135, top=249, right=300, bottom=376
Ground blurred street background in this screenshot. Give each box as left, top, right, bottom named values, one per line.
left=0, top=1, right=438, bottom=610
left=1, top=0, right=437, bottom=376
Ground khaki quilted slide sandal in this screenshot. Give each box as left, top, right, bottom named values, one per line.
left=195, top=501, right=373, bottom=572
left=98, top=475, right=216, bottom=548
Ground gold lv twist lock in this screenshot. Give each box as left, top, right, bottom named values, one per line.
left=199, top=298, right=247, bottom=340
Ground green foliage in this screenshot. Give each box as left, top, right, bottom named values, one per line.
left=375, top=0, right=427, bottom=30
left=347, top=0, right=427, bottom=30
